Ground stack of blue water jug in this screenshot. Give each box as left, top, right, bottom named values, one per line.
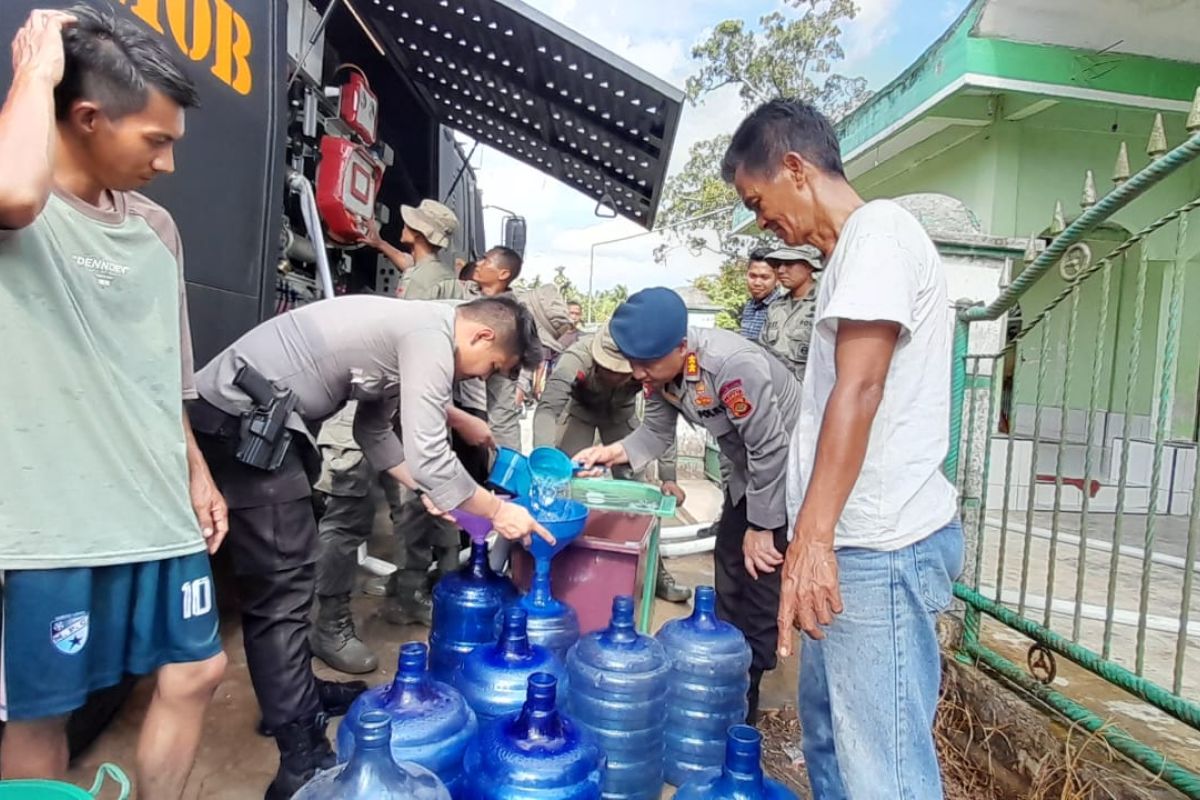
left=300, top=569, right=795, bottom=798
left=427, top=540, right=517, bottom=683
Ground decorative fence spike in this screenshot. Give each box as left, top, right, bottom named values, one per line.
left=1081, top=170, right=1098, bottom=208
left=1023, top=231, right=1038, bottom=264
left=1113, top=142, right=1131, bottom=184
left=1148, top=112, right=1168, bottom=158
left=1051, top=200, right=1067, bottom=235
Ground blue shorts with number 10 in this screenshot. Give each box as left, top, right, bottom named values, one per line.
left=0, top=551, right=222, bottom=722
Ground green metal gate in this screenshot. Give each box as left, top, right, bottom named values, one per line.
left=947, top=93, right=1200, bottom=796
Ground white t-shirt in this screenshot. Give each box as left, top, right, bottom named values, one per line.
left=785, top=199, right=958, bottom=551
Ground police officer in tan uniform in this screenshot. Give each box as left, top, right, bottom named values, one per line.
left=576, top=288, right=801, bottom=723
left=308, top=200, right=463, bottom=651
left=309, top=403, right=397, bottom=675
left=532, top=325, right=691, bottom=603
left=190, top=295, right=549, bottom=796
left=433, top=246, right=528, bottom=450
left=758, top=246, right=822, bottom=381
left=373, top=199, right=470, bottom=627
left=362, top=198, right=460, bottom=298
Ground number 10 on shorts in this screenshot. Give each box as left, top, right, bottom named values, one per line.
left=181, top=577, right=213, bottom=620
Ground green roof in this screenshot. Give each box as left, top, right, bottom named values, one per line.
left=837, top=0, right=1200, bottom=163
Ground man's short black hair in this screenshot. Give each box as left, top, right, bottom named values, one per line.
left=748, top=247, right=772, bottom=264
left=486, top=245, right=523, bottom=283
left=56, top=4, right=199, bottom=121
left=721, top=99, right=844, bottom=183
left=567, top=300, right=582, bottom=309
left=459, top=295, right=543, bottom=374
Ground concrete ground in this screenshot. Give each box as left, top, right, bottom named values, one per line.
left=62, top=476, right=801, bottom=798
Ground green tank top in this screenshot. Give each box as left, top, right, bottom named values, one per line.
left=0, top=190, right=203, bottom=569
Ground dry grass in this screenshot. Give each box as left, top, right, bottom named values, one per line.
left=756, top=691, right=1140, bottom=800
left=755, top=701, right=1016, bottom=800
left=758, top=707, right=810, bottom=797
left=1024, top=721, right=1120, bottom=800
left=935, top=688, right=1021, bottom=800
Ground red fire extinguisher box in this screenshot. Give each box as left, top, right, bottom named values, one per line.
left=315, top=136, right=384, bottom=244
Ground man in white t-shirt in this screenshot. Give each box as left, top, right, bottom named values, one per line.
left=722, top=99, right=963, bottom=800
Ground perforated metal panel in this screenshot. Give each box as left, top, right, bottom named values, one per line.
left=353, top=0, right=684, bottom=228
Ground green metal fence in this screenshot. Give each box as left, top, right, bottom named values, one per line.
left=946, top=93, right=1200, bottom=796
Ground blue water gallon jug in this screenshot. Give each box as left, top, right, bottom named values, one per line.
left=336, top=643, right=477, bottom=795
left=513, top=564, right=580, bottom=662
left=674, top=725, right=798, bottom=799
left=462, top=673, right=604, bottom=800
left=566, top=595, right=670, bottom=800
left=456, top=606, right=567, bottom=723
left=656, top=586, right=752, bottom=787
left=296, top=710, right=451, bottom=799
left=430, top=540, right=518, bottom=682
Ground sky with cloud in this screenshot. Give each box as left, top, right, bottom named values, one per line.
left=467, top=0, right=971, bottom=296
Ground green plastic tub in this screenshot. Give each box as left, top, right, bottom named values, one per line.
left=568, top=478, right=677, bottom=517
left=0, top=765, right=129, bottom=800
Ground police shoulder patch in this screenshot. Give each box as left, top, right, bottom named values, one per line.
left=718, top=379, right=753, bottom=419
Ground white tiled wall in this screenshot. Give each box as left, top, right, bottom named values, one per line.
left=985, top=435, right=1195, bottom=516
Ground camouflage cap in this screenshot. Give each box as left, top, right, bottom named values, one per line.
left=590, top=323, right=632, bottom=374
left=765, top=245, right=823, bottom=270
left=400, top=199, right=459, bottom=248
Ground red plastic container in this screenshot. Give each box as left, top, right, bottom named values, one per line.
left=511, top=510, right=655, bottom=635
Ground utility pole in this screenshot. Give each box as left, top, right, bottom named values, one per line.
left=586, top=204, right=736, bottom=323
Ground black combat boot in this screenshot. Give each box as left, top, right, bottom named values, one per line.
left=315, top=677, right=368, bottom=718
left=258, top=679, right=367, bottom=737
left=747, top=667, right=764, bottom=726
left=264, top=714, right=336, bottom=800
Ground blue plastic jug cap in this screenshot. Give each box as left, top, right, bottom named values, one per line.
left=611, top=595, right=635, bottom=623
left=398, top=642, right=428, bottom=676
left=525, top=672, right=557, bottom=709
left=605, top=595, right=637, bottom=644
left=725, top=724, right=763, bottom=776
left=356, top=710, right=393, bottom=747
left=500, top=606, right=531, bottom=657
left=468, top=540, right=491, bottom=576
left=693, top=586, right=717, bottom=613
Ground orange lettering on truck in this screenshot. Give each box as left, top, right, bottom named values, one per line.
left=118, top=0, right=253, bottom=96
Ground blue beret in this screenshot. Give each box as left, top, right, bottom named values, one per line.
left=609, top=287, right=688, bottom=360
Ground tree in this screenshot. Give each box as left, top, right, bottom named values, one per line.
left=658, top=0, right=872, bottom=329
left=694, top=268, right=750, bottom=331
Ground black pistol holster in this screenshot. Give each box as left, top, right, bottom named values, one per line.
left=234, top=364, right=299, bottom=472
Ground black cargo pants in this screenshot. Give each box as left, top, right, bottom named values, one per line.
left=189, top=400, right=323, bottom=731
left=713, top=491, right=787, bottom=721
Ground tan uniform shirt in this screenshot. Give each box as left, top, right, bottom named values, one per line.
left=400, top=252, right=455, bottom=300
left=533, top=335, right=677, bottom=481
left=758, top=281, right=818, bottom=381
left=621, top=327, right=801, bottom=530
left=194, top=296, right=476, bottom=510
left=532, top=336, right=639, bottom=441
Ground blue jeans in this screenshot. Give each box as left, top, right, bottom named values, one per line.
left=798, top=519, right=964, bottom=800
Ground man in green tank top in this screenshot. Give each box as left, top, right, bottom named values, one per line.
left=0, top=8, right=226, bottom=797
